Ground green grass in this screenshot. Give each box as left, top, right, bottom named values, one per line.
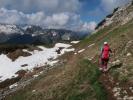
left=65, top=59, right=107, bottom=100
left=77, top=25, right=113, bottom=48
left=6, top=59, right=107, bottom=100
left=79, top=18, right=133, bottom=49
left=6, top=12, right=133, bottom=100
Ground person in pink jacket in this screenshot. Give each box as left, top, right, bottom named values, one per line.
left=100, top=42, right=112, bottom=72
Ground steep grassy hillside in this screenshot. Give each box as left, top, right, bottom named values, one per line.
left=5, top=3, right=133, bottom=100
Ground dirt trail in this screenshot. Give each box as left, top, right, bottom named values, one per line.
left=99, top=73, right=117, bottom=100
left=99, top=71, right=133, bottom=100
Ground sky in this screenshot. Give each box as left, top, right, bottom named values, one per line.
left=0, top=0, right=131, bottom=32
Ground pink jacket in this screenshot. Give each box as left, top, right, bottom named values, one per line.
left=101, top=44, right=111, bottom=59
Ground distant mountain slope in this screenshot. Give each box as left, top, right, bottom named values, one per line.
left=0, top=24, right=88, bottom=45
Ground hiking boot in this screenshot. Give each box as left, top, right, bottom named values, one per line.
left=103, top=68, right=108, bottom=72
left=99, top=68, right=103, bottom=71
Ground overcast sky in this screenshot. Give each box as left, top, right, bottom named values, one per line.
left=0, top=0, right=131, bottom=32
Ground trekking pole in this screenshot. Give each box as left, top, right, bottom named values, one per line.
left=98, top=54, right=102, bottom=69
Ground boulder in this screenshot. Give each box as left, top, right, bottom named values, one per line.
left=127, top=53, right=132, bottom=57
left=111, top=60, right=122, bottom=68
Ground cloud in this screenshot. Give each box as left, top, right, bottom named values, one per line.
left=45, top=13, right=69, bottom=27
left=0, top=8, right=92, bottom=31
left=0, top=0, right=80, bottom=14
left=0, top=0, right=87, bottom=31
left=0, top=0, right=98, bottom=32
left=0, top=0, right=131, bottom=32
left=0, top=8, right=69, bottom=26
left=0, top=8, right=22, bottom=24
left=81, top=21, right=97, bottom=32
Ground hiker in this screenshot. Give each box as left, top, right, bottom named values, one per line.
left=56, top=47, right=63, bottom=54
left=100, top=42, right=112, bottom=72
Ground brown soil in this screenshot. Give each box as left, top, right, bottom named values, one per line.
left=99, top=73, right=117, bottom=100
left=15, top=70, right=27, bottom=78
left=0, top=77, right=21, bottom=89
left=7, top=49, right=31, bottom=61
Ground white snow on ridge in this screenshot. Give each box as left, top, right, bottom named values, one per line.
left=0, top=24, right=21, bottom=34
left=55, top=43, right=72, bottom=48
left=71, top=41, right=80, bottom=44
left=78, top=49, right=85, bottom=53
left=0, top=43, right=74, bottom=82
left=9, top=83, right=18, bottom=89
left=88, top=43, right=95, bottom=48
left=63, top=48, right=75, bottom=52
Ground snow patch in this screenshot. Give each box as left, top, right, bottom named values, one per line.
left=31, top=34, right=37, bottom=37
left=71, top=41, right=80, bottom=44
left=49, top=60, right=59, bottom=66
left=78, top=49, right=85, bottom=53
left=55, top=43, right=72, bottom=48
left=33, top=75, right=39, bottom=78
left=88, top=43, right=95, bottom=48
left=62, top=48, right=75, bottom=53
left=0, top=43, right=74, bottom=81
left=9, top=83, right=18, bottom=89
left=74, top=53, right=77, bottom=55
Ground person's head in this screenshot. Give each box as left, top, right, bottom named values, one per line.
left=104, top=42, right=108, bottom=45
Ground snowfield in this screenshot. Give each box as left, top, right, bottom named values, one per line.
left=0, top=43, right=75, bottom=82
left=70, top=41, right=80, bottom=44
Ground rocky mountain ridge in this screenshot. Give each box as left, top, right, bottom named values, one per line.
left=0, top=24, right=87, bottom=45
left=95, top=1, right=133, bottom=31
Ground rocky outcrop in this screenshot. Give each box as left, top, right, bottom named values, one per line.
left=0, top=24, right=87, bottom=46
left=110, top=60, right=122, bottom=68
left=96, top=1, right=133, bottom=31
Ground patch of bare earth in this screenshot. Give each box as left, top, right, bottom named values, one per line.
left=99, top=73, right=133, bottom=100
left=7, top=49, right=31, bottom=61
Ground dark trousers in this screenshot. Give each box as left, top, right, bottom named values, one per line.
left=101, top=58, right=109, bottom=69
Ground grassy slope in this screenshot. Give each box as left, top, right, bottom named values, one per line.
left=5, top=18, right=133, bottom=100
left=6, top=58, right=107, bottom=100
